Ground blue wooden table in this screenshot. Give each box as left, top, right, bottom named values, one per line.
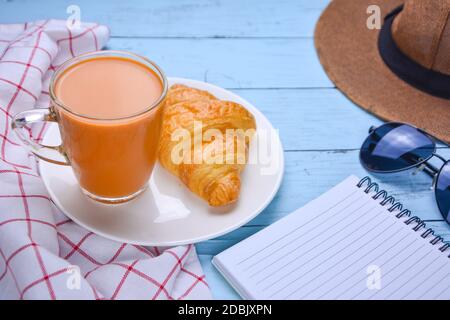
left=2, top=0, right=449, bottom=299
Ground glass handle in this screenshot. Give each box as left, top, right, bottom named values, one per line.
left=12, top=108, right=70, bottom=165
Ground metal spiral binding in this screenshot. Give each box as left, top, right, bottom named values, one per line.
left=357, top=176, right=450, bottom=258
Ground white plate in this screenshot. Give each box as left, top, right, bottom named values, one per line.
left=40, top=77, right=284, bottom=246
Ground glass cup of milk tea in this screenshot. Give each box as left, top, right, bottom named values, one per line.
left=12, top=50, right=168, bottom=204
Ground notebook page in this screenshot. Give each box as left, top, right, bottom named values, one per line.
left=213, top=175, right=450, bottom=300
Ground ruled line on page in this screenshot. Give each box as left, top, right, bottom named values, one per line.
left=429, top=274, right=450, bottom=300
left=316, top=233, right=414, bottom=300
left=236, top=189, right=359, bottom=266
left=347, top=242, right=425, bottom=300
left=296, top=221, right=400, bottom=299
left=248, top=198, right=373, bottom=278
left=384, top=255, right=442, bottom=299
left=213, top=176, right=450, bottom=300
left=269, top=208, right=388, bottom=299
left=420, top=272, right=450, bottom=299
left=400, top=262, right=448, bottom=300
left=366, top=248, right=435, bottom=299
left=339, top=239, right=421, bottom=300
left=256, top=203, right=380, bottom=291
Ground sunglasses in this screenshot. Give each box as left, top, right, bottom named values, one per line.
left=360, top=122, right=450, bottom=225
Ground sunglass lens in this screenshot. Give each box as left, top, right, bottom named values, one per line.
left=436, top=161, right=450, bottom=224
left=360, top=123, right=435, bottom=172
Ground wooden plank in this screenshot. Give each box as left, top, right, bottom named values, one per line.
left=235, top=88, right=383, bottom=151
left=234, top=88, right=448, bottom=150
left=0, top=0, right=329, bottom=38
left=106, top=37, right=333, bottom=89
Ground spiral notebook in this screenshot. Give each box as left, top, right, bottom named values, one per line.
left=212, top=175, right=450, bottom=300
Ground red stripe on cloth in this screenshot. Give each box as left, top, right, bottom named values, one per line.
left=92, top=286, right=101, bottom=300
left=0, top=77, right=38, bottom=101
left=110, top=260, right=139, bottom=300
left=0, top=60, right=45, bottom=76
left=67, top=28, right=75, bottom=57
left=180, top=267, right=209, bottom=287
left=108, top=243, right=126, bottom=262
left=15, top=169, right=33, bottom=237
left=0, top=105, right=33, bottom=137
left=0, top=106, right=12, bottom=118
left=57, top=24, right=99, bottom=45
left=82, top=244, right=156, bottom=280
left=112, top=262, right=174, bottom=300
left=0, top=106, right=35, bottom=138
left=15, top=170, right=32, bottom=236
left=30, top=245, right=56, bottom=299
left=58, top=232, right=126, bottom=266
left=89, top=28, right=99, bottom=51
left=63, top=232, right=93, bottom=259
left=0, top=20, right=49, bottom=61
left=151, top=245, right=192, bottom=300
left=0, top=243, right=37, bottom=285
left=0, top=104, right=34, bottom=137
left=35, top=122, right=48, bottom=142
left=82, top=264, right=101, bottom=279
left=0, top=218, right=55, bottom=230
left=5, top=243, right=37, bottom=265
left=15, top=168, right=56, bottom=299
left=132, top=245, right=154, bottom=258
left=7, top=45, right=52, bottom=61
left=0, top=194, right=51, bottom=201
left=55, top=219, right=71, bottom=227
left=0, top=247, right=21, bottom=293
left=1, top=159, right=31, bottom=170
left=58, top=232, right=102, bottom=265
left=0, top=133, right=21, bottom=146
left=0, top=169, right=39, bottom=178
left=1, top=30, right=43, bottom=163
left=178, top=274, right=207, bottom=300
left=20, top=267, right=67, bottom=299
left=0, top=258, right=7, bottom=282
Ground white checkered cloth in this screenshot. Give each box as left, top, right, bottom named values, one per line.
left=0, top=20, right=211, bottom=300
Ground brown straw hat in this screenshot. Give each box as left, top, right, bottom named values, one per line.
left=315, top=0, right=450, bottom=143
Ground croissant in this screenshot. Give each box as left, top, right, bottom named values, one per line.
left=158, top=84, right=256, bottom=206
